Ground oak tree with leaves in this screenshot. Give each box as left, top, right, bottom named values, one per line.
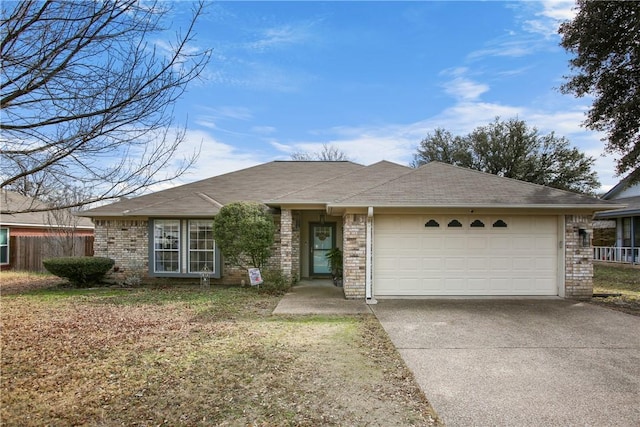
left=412, top=117, right=600, bottom=194
left=559, top=0, right=640, bottom=181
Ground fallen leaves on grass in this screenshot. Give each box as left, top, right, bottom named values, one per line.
left=1, top=287, right=440, bottom=426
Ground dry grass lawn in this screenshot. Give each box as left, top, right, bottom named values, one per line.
left=1, top=272, right=440, bottom=426
left=592, top=264, right=640, bottom=316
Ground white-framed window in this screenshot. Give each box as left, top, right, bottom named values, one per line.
left=153, top=220, right=180, bottom=273
left=188, top=220, right=215, bottom=273
left=0, top=228, right=9, bottom=265
left=150, top=219, right=219, bottom=277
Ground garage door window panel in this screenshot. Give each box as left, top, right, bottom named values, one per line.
left=470, top=219, right=485, bottom=228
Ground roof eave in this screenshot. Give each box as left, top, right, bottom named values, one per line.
left=594, top=209, right=640, bottom=219
left=327, top=202, right=624, bottom=211
left=0, top=222, right=95, bottom=229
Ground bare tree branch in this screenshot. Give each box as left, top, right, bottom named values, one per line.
left=1, top=0, right=211, bottom=212
left=291, top=143, right=351, bottom=161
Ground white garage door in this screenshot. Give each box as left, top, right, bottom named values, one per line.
left=374, top=215, right=558, bottom=296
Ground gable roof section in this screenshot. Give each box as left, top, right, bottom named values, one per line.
left=80, top=161, right=364, bottom=217
left=601, top=168, right=640, bottom=200
left=267, top=160, right=412, bottom=204
left=1, top=190, right=94, bottom=229
left=330, top=162, right=619, bottom=210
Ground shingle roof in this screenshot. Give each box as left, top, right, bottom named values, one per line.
left=80, top=160, right=619, bottom=217
left=330, top=162, right=619, bottom=209
left=267, top=160, right=412, bottom=204
left=594, top=195, right=640, bottom=218
left=80, top=161, right=364, bottom=217
left=1, top=190, right=94, bottom=229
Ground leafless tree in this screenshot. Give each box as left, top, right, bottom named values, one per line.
left=43, top=186, right=93, bottom=257
left=1, top=0, right=211, bottom=213
left=291, top=143, right=351, bottom=161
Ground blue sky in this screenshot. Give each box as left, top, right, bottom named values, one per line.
left=162, top=1, right=618, bottom=193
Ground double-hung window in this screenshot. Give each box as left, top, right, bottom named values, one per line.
left=153, top=220, right=180, bottom=272
left=151, top=219, right=219, bottom=277
left=188, top=220, right=215, bottom=273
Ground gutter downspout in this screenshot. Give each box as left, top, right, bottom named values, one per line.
left=366, top=206, right=377, bottom=304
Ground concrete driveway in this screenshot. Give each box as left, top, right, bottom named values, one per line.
left=371, top=299, right=640, bottom=427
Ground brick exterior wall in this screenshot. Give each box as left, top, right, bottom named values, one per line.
left=93, top=213, right=294, bottom=286
left=94, top=212, right=594, bottom=300
left=564, top=214, right=593, bottom=299
left=93, top=219, right=149, bottom=283
left=342, top=214, right=367, bottom=299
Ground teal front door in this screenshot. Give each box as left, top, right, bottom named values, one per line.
left=310, top=223, right=335, bottom=276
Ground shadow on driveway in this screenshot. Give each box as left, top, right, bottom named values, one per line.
left=372, top=299, right=640, bottom=427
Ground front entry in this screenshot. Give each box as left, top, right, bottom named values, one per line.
left=310, top=222, right=336, bottom=276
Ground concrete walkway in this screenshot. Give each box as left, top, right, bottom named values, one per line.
left=273, top=279, right=372, bottom=315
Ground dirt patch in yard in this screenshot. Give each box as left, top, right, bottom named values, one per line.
left=1, top=275, right=441, bottom=426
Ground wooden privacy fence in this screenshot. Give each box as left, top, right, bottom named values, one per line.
left=8, top=235, right=94, bottom=272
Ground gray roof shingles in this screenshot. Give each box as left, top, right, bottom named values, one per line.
left=81, top=161, right=364, bottom=217
left=331, top=162, right=619, bottom=208
left=81, top=160, right=618, bottom=217
left=1, top=190, right=94, bottom=228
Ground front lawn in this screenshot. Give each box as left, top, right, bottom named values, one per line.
left=1, top=279, right=440, bottom=426
left=592, top=264, right=640, bottom=316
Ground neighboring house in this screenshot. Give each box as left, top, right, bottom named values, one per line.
left=79, top=160, right=619, bottom=300
left=593, top=171, right=640, bottom=265
left=1, top=190, right=95, bottom=271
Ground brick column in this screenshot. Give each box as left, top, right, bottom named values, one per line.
left=565, top=215, right=593, bottom=299
left=280, top=209, right=293, bottom=279
left=291, top=212, right=300, bottom=281
left=343, top=214, right=366, bottom=299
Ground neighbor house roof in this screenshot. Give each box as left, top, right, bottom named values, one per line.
left=593, top=168, right=639, bottom=219
left=80, top=160, right=620, bottom=218
left=1, top=190, right=94, bottom=229
left=594, top=196, right=640, bottom=218
left=601, top=168, right=639, bottom=200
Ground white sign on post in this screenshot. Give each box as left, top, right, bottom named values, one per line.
left=248, top=268, right=263, bottom=286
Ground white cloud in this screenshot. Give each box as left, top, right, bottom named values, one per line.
left=194, top=106, right=253, bottom=131
left=442, top=77, right=490, bottom=102
left=524, top=0, right=576, bottom=38
left=439, top=68, right=490, bottom=102
left=247, top=25, right=308, bottom=52
left=469, top=1, right=575, bottom=61
left=148, top=128, right=264, bottom=192
left=468, top=36, right=543, bottom=60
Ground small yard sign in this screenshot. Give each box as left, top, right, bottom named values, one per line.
left=248, top=268, right=263, bottom=286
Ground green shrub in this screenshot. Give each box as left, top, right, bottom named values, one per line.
left=212, top=202, right=275, bottom=269
left=257, top=269, right=293, bottom=295
left=43, top=256, right=115, bottom=287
